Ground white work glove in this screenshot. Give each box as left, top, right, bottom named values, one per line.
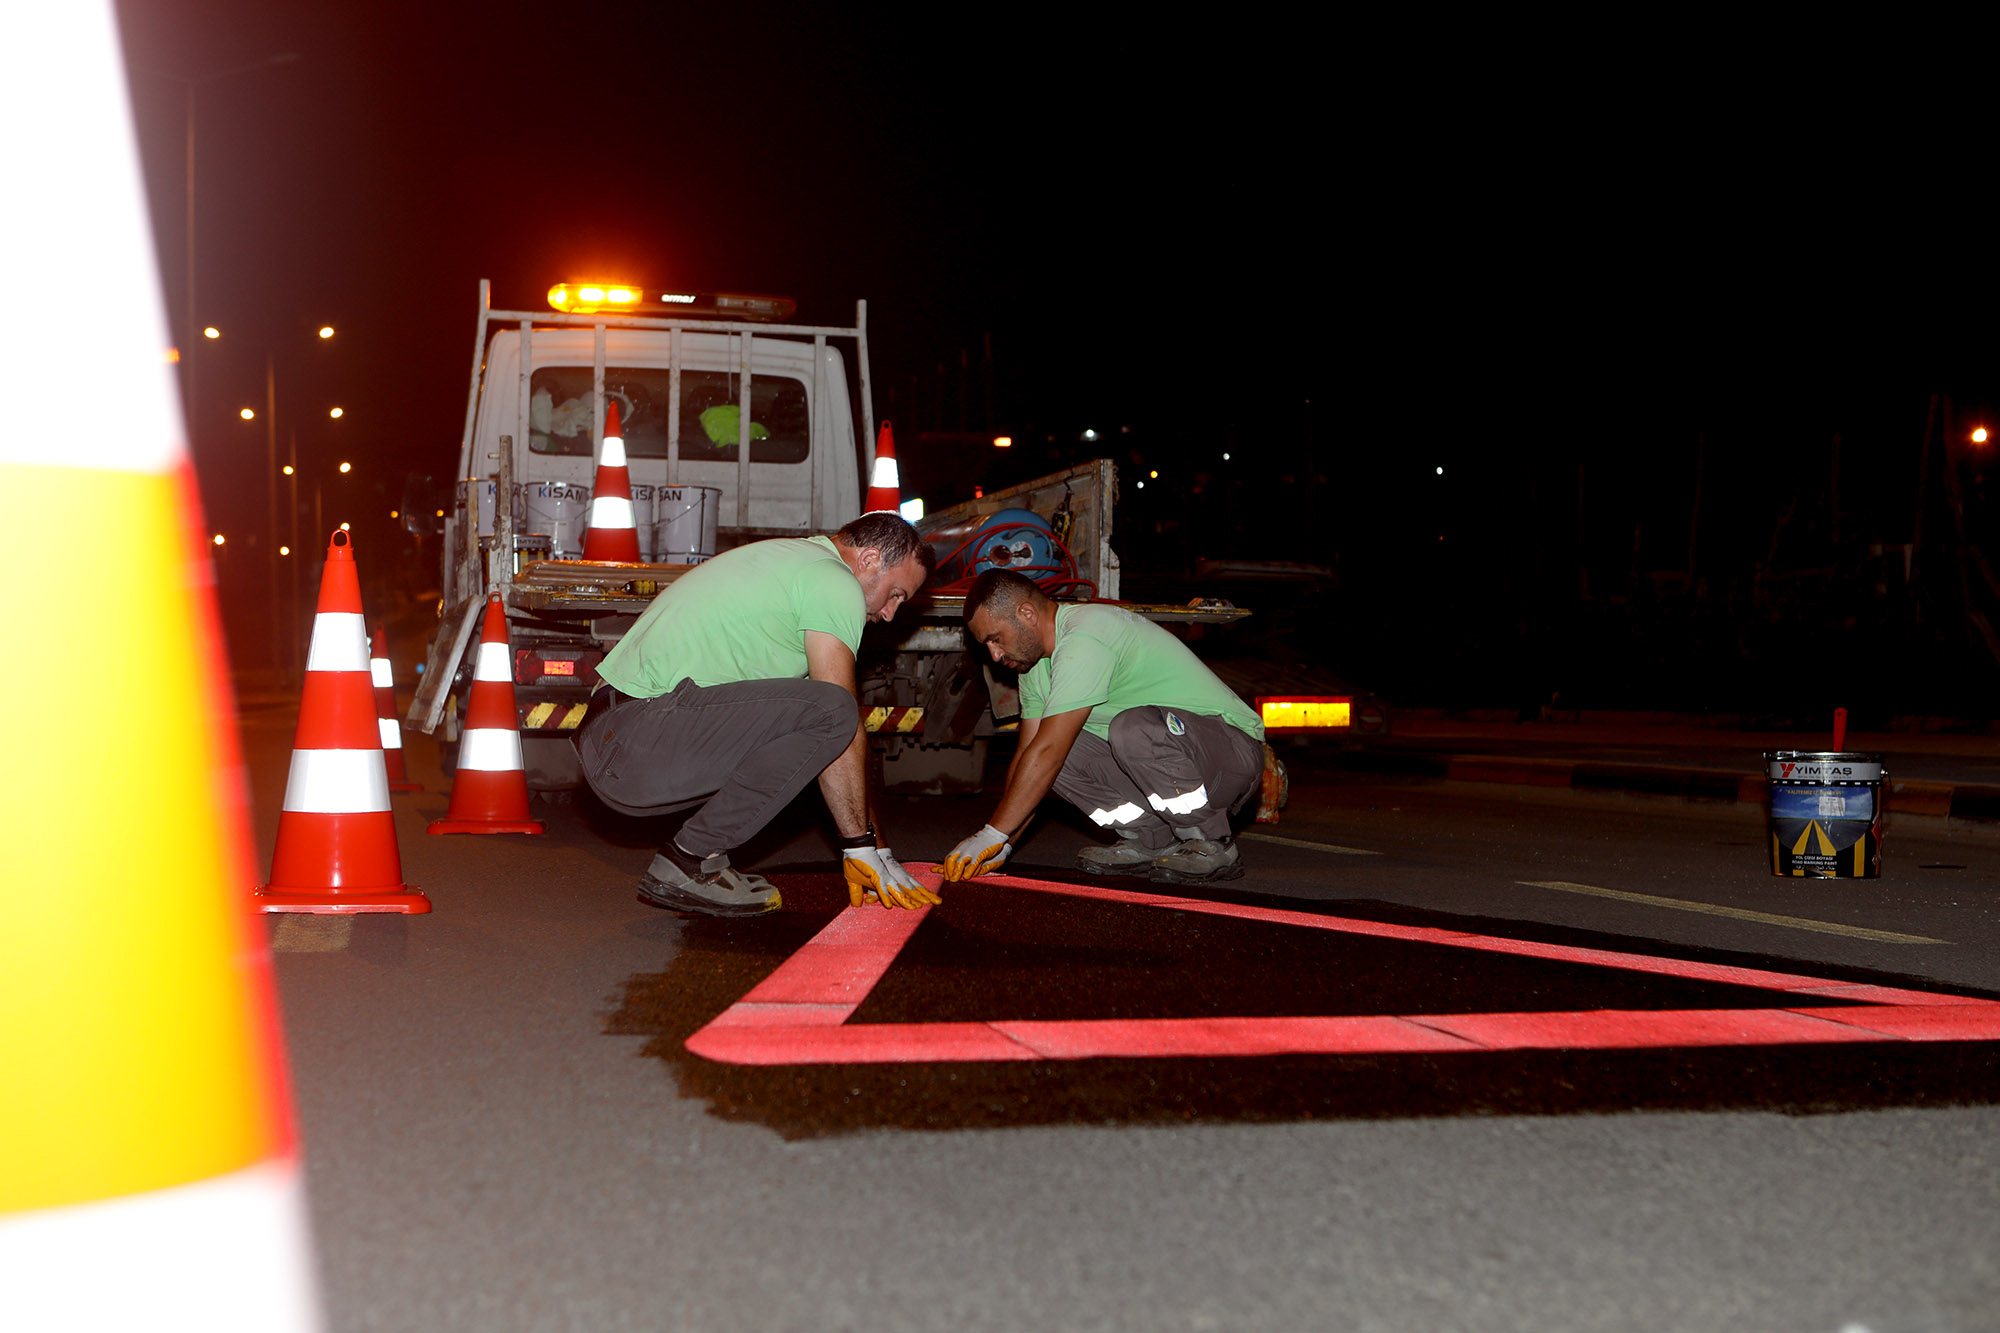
left=842, top=845, right=941, bottom=910
left=942, top=824, right=1013, bottom=882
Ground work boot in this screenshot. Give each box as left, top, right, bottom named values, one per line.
left=1148, top=837, right=1243, bottom=884
left=636, top=841, right=782, bottom=917
left=1075, top=835, right=1173, bottom=878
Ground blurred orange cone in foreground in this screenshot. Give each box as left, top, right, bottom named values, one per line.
left=582, top=399, right=641, bottom=561
left=428, top=592, right=545, bottom=835
left=372, top=624, right=422, bottom=793
left=1, top=3, right=323, bottom=1324
left=256, top=533, right=429, bottom=913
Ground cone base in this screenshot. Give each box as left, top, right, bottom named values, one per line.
left=427, top=817, right=545, bottom=835
left=255, top=885, right=431, bottom=914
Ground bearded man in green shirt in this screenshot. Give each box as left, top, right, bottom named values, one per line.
left=942, top=569, right=1266, bottom=885
left=581, top=512, right=937, bottom=917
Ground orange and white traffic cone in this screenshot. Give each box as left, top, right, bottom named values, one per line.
left=256, top=533, right=429, bottom=914
left=371, top=624, right=422, bottom=793
left=581, top=399, right=641, bottom=562
left=2, top=4, right=322, bottom=1323
left=866, top=419, right=902, bottom=513
left=428, top=592, right=545, bottom=835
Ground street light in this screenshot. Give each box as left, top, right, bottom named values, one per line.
left=138, top=51, right=298, bottom=448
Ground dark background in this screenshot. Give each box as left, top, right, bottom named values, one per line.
left=114, top=5, right=2000, bottom=719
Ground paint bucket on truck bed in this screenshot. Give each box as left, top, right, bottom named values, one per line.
left=654, top=485, right=720, bottom=564
left=522, top=482, right=591, bottom=558
left=1765, top=750, right=1883, bottom=878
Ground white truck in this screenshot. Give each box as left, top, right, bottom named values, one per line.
left=406, top=280, right=1258, bottom=795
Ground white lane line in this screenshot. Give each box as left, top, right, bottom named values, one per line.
left=1240, top=832, right=1382, bottom=856
left=269, top=914, right=355, bottom=953
left=1518, top=880, right=1946, bottom=945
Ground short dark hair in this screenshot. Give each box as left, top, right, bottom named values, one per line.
left=962, top=568, right=1043, bottom=622
left=836, top=511, right=936, bottom=574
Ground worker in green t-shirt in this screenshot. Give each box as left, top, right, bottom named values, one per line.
left=581, top=512, right=939, bottom=917
left=942, top=569, right=1267, bottom=885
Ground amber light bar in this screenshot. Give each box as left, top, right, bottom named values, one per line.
left=1258, top=696, right=1352, bottom=731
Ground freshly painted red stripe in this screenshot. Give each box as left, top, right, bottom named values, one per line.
left=1788, top=983, right=1995, bottom=1007
left=1413, top=1008, right=1881, bottom=1051
left=704, top=1002, right=856, bottom=1029
left=996, top=1015, right=1480, bottom=1059
left=682, top=869, right=2000, bottom=1067
left=1797, top=1005, right=2000, bottom=1041
left=686, top=1021, right=1040, bottom=1065
left=980, top=872, right=1844, bottom=992
left=738, top=907, right=928, bottom=1005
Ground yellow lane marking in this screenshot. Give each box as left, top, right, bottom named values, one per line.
left=1518, top=880, right=1945, bottom=945
left=1239, top=832, right=1381, bottom=856
left=269, top=915, right=355, bottom=953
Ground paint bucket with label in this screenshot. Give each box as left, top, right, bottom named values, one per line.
left=654, top=485, right=721, bottom=564
left=523, top=481, right=591, bottom=558
left=630, top=484, right=657, bottom=561
left=1765, top=750, right=1884, bottom=878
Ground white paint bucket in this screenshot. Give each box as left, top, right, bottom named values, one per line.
left=630, top=484, right=657, bottom=561
left=654, top=485, right=721, bottom=564
left=523, top=481, right=592, bottom=558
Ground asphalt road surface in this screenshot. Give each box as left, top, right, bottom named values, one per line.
left=244, top=704, right=2000, bottom=1332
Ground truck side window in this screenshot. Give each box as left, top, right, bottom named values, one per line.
left=527, top=367, right=808, bottom=465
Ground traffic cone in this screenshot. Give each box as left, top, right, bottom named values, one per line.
left=428, top=592, right=545, bottom=835
left=372, top=624, right=422, bottom=793
left=2, top=2, right=322, bottom=1322
left=866, top=419, right=902, bottom=513
left=582, top=399, right=641, bottom=562
left=257, top=533, right=429, bottom=913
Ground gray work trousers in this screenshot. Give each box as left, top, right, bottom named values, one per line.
left=577, top=677, right=856, bottom=853
left=1051, top=706, right=1264, bottom=848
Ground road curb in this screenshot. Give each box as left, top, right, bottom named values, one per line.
left=1334, top=749, right=1997, bottom=820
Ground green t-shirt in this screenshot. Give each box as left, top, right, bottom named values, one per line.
left=1017, top=603, right=1263, bottom=743
left=597, top=535, right=864, bottom=695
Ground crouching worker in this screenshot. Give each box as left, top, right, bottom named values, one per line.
left=579, top=512, right=941, bottom=917
left=942, top=570, right=1266, bottom=885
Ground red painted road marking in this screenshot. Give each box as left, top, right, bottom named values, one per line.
left=683, top=869, right=2000, bottom=1066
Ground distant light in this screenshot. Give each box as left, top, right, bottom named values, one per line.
left=1149, top=470, right=1159, bottom=479
left=339, top=461, right=352, bottom=473
left=239, top=407, right=255, bottom=420
left=279, top=545, right=290, bottom=556
left=1136, top=481, right=1145, bottom=490
left=318, top=326, right=335, bottom=339
left=899, top=497, right=925, bottom=522
left=993, top=435, right=1013, bottom=449
left=1082, top=428, right=1099, bottom=442
left=1976, top=427, right=1990, bottom=444
left=203, top=326, right=220, bottom=340
left=339, top=522, right=351, bottom=532
left=329, top=406, right=344, bottom=419
left=282, top=465, right=295, bottom=476
left=165, top=347, right=180, bottom=364
left=1435, top=466, right=1444, bottom=475
left=435, top=509, right=445, bottom=517
left=212, top=533, right=225, bottom=545
left=1222, top=452, right=1231, bottom=461
left=389, top=509, right=400, bottom=519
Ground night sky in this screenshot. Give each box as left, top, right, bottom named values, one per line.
left=113, top=7, right=2000, bottom=712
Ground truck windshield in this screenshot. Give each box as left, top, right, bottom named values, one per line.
left=527, top=367, right=809, bottom=464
